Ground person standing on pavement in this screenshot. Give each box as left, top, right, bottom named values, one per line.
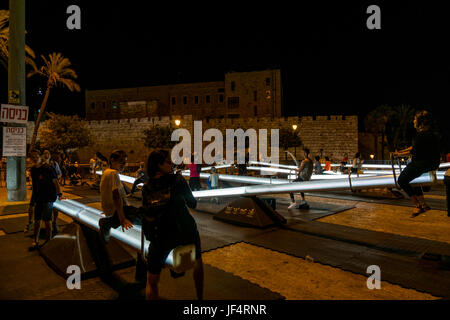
left=42, top=150, right=63, bottom=236
left=24, top=150, right=40, bottom=233
left=288, top=148, right=313, bottom=210
left=29, top=150, right=64, bottom=250
left=393, top=110, right=441, bottom=217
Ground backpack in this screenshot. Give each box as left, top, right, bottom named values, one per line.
left=141, top=184, right=172, bottom=243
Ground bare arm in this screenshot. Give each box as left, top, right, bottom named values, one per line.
left=113, top=189, right=133, bottom=230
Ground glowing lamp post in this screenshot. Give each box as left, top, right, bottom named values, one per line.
left=175, top=119, right=181, bottom=126
left=292, top=124, right=298, bottom=158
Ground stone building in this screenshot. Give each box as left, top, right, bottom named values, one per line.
left=85, top=69, right=282, bottom=120
left=27, top=114, right=358, bottom=164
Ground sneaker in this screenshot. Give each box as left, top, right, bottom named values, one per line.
left=287, top=202, right=297, bottom=210
left=411, top=205, right=425, bottom=218
left=24, top=222, right=34, bottom=233
left=28, top=241, right=39, bottom=251
left=98, top=218, right=111, bottom=244
left=298, top=201, right=310, bottom=209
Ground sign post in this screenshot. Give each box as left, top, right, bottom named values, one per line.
left=6, top=0, right=27, bottom=201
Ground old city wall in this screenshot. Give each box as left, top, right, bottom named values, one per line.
left=26, top=115, right=358, bottom=163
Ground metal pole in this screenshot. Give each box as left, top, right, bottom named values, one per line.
left=6, top=0, right=27, bottom=201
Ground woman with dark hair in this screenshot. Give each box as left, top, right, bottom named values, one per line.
left=351, top=152, right=364, bottom=177
left=142, top=150, right=203, bottom=300
left=393, top=110, right=441, bottom=217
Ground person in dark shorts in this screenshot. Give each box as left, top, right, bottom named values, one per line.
left=29, top=151, right=64, bottom=250
left=288, top=148, right=313, bottom=209
left=393, top=110, right=441, bottom=217
left=141, top=150, right=203, bottom=300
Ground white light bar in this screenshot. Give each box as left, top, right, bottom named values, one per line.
left=247, top=166, right=296, bottom=174
left=251, top=162, right=450, bottom=170
left=201, top=164, right=233, bottom=171
left=190, top=172, right=444, bottom=198
left=249, top=161, right=298, bottom=169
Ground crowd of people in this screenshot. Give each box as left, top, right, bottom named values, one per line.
left=21, top=110, right=449, bottom=300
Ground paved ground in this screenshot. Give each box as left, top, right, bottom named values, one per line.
left=1, top=179, right=449, bottom=300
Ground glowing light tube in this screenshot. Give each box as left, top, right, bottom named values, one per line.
left=53, top=198, right=177, bottom=267
left=190, top=172, right=444, bottom=198
left=251, top=161, right=450, bottom=170
left=100, top=170, right=445, bottom=199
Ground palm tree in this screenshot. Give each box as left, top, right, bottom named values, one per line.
left=390, top=105, right=417, bottom=150
left=364, top=105, right=393, bottom=160
left=0, top=10, right=35, bottom=69
left=27, top=52, right=80, bottom=152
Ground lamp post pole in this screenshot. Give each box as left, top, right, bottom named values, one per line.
left=6, top=0, right=27, bottom=201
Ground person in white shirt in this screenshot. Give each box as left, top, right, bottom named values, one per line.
left=98, top=150, right=134, bottom=242
left=98, top=150, right=146, bottom=283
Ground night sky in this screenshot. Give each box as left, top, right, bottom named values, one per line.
left=1, top=1, right=449, bottom=135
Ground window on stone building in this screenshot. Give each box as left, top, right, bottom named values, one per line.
left=228, top=97, right=239, bottom=109
left=183, top=96, right=188, bottom=105
left=91, top=102, right=95, bottom=109
left=231, top=81, right=235, bottom=91
left=266, top=77, right=271, bottom=86
left=254, top=106, right=257, bottom=116
left=102, top=102, right=106, bottom=108
left=219, top=94, right=224, bottom=103
left=253, top=91, right=257, bottom=102
left=194, top=96, right=199, bottom=105
left=218, top=88, right=224, bottom=93
left=228, top=114, right=239, bottom=119
left=171, top=97, right=177, bottom=105
left=205, top=95, right=210, bottom=104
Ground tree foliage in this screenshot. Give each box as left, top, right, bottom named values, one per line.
left=143, top=125, right=176, bottom=149
left=365, top=104, right=418, bottom=153
left=279, top=128, right=302, bottom=150
left=27, top=52, right=81, bottom=152
left=38, top=112, right=91, bottom=154
left=0, top=10, right=35, bottom=70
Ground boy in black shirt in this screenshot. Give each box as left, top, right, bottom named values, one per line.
left=30, top=152, right=64, bottom=250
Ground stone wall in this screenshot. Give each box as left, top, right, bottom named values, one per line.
left=26, top=115, right=358, bottom=164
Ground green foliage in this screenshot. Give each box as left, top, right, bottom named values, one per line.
left=365, top=104, right=418, bottom=152
left=0, top=10, right=35, bottom=70
left=143, top=125, right=175, bottom=149
left=38, top=112, right=91, bottom=153
left=279, top=128, right=302, bottom=150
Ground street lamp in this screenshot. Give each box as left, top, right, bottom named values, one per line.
left=175, top=119, right=181, bottom=126
left=292, top=124, right=298, bottom=159
left=370, top=154, right=375, bottom=160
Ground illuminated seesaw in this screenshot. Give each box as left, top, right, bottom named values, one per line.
left=53, top=199, right=194, bottom=270
left=108, top=169, right=446, bottom=199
